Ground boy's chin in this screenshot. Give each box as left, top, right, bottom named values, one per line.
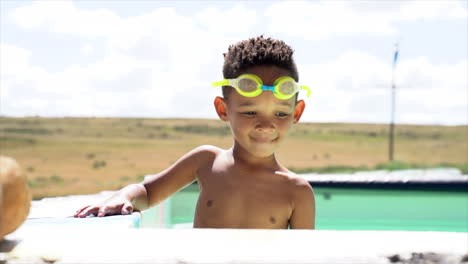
left=233, top=139, right=280, bottom=158
left=247, top=146, right=277, bottom=158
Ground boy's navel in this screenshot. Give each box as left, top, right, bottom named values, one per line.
left=269, top=216, right=276, bottom=224
left=206, top=200, right=214, bottom=207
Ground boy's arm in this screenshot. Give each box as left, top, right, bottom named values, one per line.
left=75, top=183, right=147, bottom=217
left=75, top=145, right=215, bottom=217
left=143, top=145, right=216, bottom=207
left=289, top=178, right=316, bottom=229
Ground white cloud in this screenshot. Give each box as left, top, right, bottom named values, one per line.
left=265, top=0, right=467, bottom=40
left=195, top=4, right=258, bottom=34
left=80, top=43, right=93, bottom=56
left=2, top=1, right=240, bottom=117
left=398, top=0, right=467, bottom=20
left=0, top=43, right=31, bottom=75
left=397, top=59, right=467, bottom=118
left=299, top=51, right=467, bottom=124
left=299, top=51, right=391, bottom=123
left=10, top=0, right=122, bottom=38
left=9, top=1, right=255, bottom=60
left=0, top=43, right=34, bottom=114
left=8, top=1, right=233, bottom=76
left=2, top=1, right=466, bottom=124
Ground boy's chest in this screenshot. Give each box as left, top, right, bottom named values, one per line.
left=194, top=169, right=293, bottom=228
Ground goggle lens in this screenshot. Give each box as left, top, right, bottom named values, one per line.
left=278, top=81, right=296, bottom=95
left=238, top=78, right=258, bottom=93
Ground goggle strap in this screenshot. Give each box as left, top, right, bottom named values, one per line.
left=301, top=85, right=311, bottom=97
left=212, top=80, right=229, bottom=87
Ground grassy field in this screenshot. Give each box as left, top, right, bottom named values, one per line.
left=0, top=117, right=466, bottom=199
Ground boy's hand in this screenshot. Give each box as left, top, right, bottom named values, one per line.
left=74, top=195, right=134, bottom=218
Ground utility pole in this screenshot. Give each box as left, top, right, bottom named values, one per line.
left=389, top=43, right=399, bottom=161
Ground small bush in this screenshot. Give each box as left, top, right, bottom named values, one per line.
left=36, top=176, right=48, bottom=182
left=1, top=127, right=52, bottom=135
left=50, top=174, right=63, bottom=183
left=135, top=174, right=146, bottom=182
left=28, top=174, right=65, bottom=188
left=173, top=125, right=230, bottom=136
left=92, top=160, right=107, bottom=169
left=436, top=162, right=468, bottom=174
left=28, top=179, right=42, bottom=188
left=120, top=176, right=130, bottom=182
left=375, top=160, right=417, bottom=171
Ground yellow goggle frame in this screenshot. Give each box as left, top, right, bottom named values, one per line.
left=212, top=74, right=311, bottom=100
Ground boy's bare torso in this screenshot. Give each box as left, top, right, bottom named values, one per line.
left=193, top=147, right=297, bottom=229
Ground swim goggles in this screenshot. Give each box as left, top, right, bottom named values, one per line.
left=212, top=74, right=311, bottom=100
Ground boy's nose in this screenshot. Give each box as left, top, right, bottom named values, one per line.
left=255, top=121, right=275, bottom=134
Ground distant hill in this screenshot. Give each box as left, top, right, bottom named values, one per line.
left=1, top=117, right=466, bottom=199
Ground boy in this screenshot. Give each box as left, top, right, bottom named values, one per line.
left=74, top=36, right=315, bottom=229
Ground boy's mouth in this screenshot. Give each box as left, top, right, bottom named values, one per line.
left=250, top=135, right=278, bottom=143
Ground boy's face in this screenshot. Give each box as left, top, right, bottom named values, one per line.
left=214, top=65, right=306, bottom=158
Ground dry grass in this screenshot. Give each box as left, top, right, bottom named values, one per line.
left=1, top=117, right=466, bottom=199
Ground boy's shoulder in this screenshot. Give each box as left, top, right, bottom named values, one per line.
left=275, top=170, right=309, bottom=185
left=187, top=144, right=224, bottom=163
left=275, top=171, right=315, bottom=217
left=191, top=144, right=223, bottom=155
left=275, top=170, right=313, bottom=195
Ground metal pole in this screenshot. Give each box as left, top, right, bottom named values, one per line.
left=389, top=43, right=398, bottom=162
left=389, top=79, right=395, bottom=161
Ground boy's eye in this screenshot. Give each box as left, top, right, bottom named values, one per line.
left=242, top=111, right=257, bottom=116
left=276, top=112, right=289, bottom=117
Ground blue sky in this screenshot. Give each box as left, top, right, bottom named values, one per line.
left=1, top=0, right=466, bottom=125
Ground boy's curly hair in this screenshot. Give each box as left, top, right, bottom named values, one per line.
left=222, top=35, right=299, bottom=98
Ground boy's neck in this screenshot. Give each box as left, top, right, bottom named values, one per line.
left=230, top=143, right=279, bottom=168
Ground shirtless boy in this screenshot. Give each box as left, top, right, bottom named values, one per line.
left=74, top=36, right=316, bottom=229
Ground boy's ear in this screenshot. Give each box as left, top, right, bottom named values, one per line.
left=293, top=100, right=306, bottom=124
left=214, top=96, right=229, bottom=121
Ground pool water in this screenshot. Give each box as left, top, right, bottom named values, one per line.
left=141, top=184, right=468, bottom=232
